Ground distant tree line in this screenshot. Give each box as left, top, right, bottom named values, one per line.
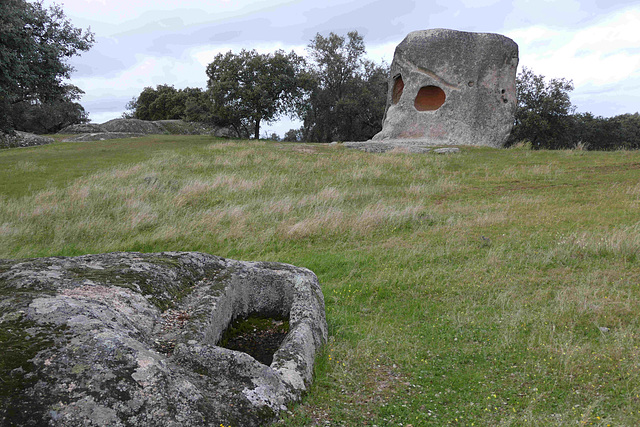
left=0, top=0, right=94, bottom=134
left=125, top=31, right=388, bottom=142
left=123, top=85, right=212, bottom=122
left=509, top=67, right=640, bottom=150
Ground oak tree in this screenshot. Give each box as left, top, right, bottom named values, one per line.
left=206, top=49, right=306, bottom=139
left=0, top=0, right=94, bottom=133
left=509, top=67, right=575, bottom=149
left=300, top=31, right=387, bottom=142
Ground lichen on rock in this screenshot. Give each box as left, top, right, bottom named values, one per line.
left=0, top=251, right=327, bottom=426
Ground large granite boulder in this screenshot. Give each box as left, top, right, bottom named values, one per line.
left=0, top=252, right=327, bottom=426
left=370, top=28, right=518, bottom=148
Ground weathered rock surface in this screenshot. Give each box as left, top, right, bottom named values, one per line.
left=61, top=132, right=146, bottom=142
left=0, top=131, right=54, bottom=149
left=58, top=123, right=108, bottom=134
left=0, top=251, right=327, bottom=426
left=370, top=28, right=519, bottom=148
left=101, top=118, right=167, bottom=134
left=58, top=119, right=243, bottom=143
left=153, top=120, right=238, bottom=138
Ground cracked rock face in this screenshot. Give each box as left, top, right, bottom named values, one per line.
left=372, top=28, right=519, bottom=148
left=0, top=252, right=327, bottom=426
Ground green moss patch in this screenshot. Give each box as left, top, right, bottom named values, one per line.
left=0, top=318, right=68, bottom=423
left=218, top=316, right=290, bottom=366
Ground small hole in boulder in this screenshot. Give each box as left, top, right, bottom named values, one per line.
left=218, top=315, right=290, bottom=365
left=414, top=85, right=446, bottom=111
left=392, top=75, right=404, bottom=104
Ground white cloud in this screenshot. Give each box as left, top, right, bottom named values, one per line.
left=505, top=7, right=640, bottom=114
left=44, top=0, right=295, bottom=25
left=366, top=40, right=398, bottom=65
left=74, top=55, right=200, bottom=94
left=191, top=42, right=308, bottom=68
left=458, top=0, right=501, bottom=8
left=88, top=111, right=123, bottom=124
left=507, top=7, right=640, bottom=80
left=506, top=0, right=587, bottom=26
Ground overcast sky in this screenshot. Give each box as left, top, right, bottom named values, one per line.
left=43, top=0, right=640, bottom=136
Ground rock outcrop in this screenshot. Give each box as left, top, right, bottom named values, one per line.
left=0, top=251, right=327, bottom=426
left=153, top=120, right=239, bottom=137
left=59, top=119, right=243, bottom=141
left=61, top=132, right=146, bottom=142
left=58, top=123, right=108, bottom=134
left=0, top=131, right=54, bottom=149
left=100, top=119, right=167, bottom=134
left=365, top=29, right=519, bottom=148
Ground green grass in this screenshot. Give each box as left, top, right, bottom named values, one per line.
left=1, top=136, right=639, bottom=425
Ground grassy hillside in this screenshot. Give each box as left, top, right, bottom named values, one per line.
left=1, top=136, right=639, bottom=425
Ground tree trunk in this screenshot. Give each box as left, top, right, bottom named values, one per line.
left=254, top=119, right=260, bottom=140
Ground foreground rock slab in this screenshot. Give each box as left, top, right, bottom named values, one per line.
left=370, top=28, right=519, bottom=148
left=0, top=252, right=327, bottom=426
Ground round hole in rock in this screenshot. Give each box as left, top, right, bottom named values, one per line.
left=218, top=315, right=290, bottom=366
left=392, top=75, right=404, bottom=104
left=414, top=85, right=446, bottom=111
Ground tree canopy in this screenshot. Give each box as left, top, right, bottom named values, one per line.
left=125, top=31, right=387, bottom=142
left=299, top=31, right=388, bottom=142
left=0, top=0, right=94, bottom=133
left=9, top=84, right=89, bottom=134
left=123, top=86, right=219, bottom=126
left=509, top=67, right=640, bottom=150
left=206, top=49, right=306, bottom=140
left=509, top=67, right=575, bottom=149
left=125, top=85, right=188, bottom=121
